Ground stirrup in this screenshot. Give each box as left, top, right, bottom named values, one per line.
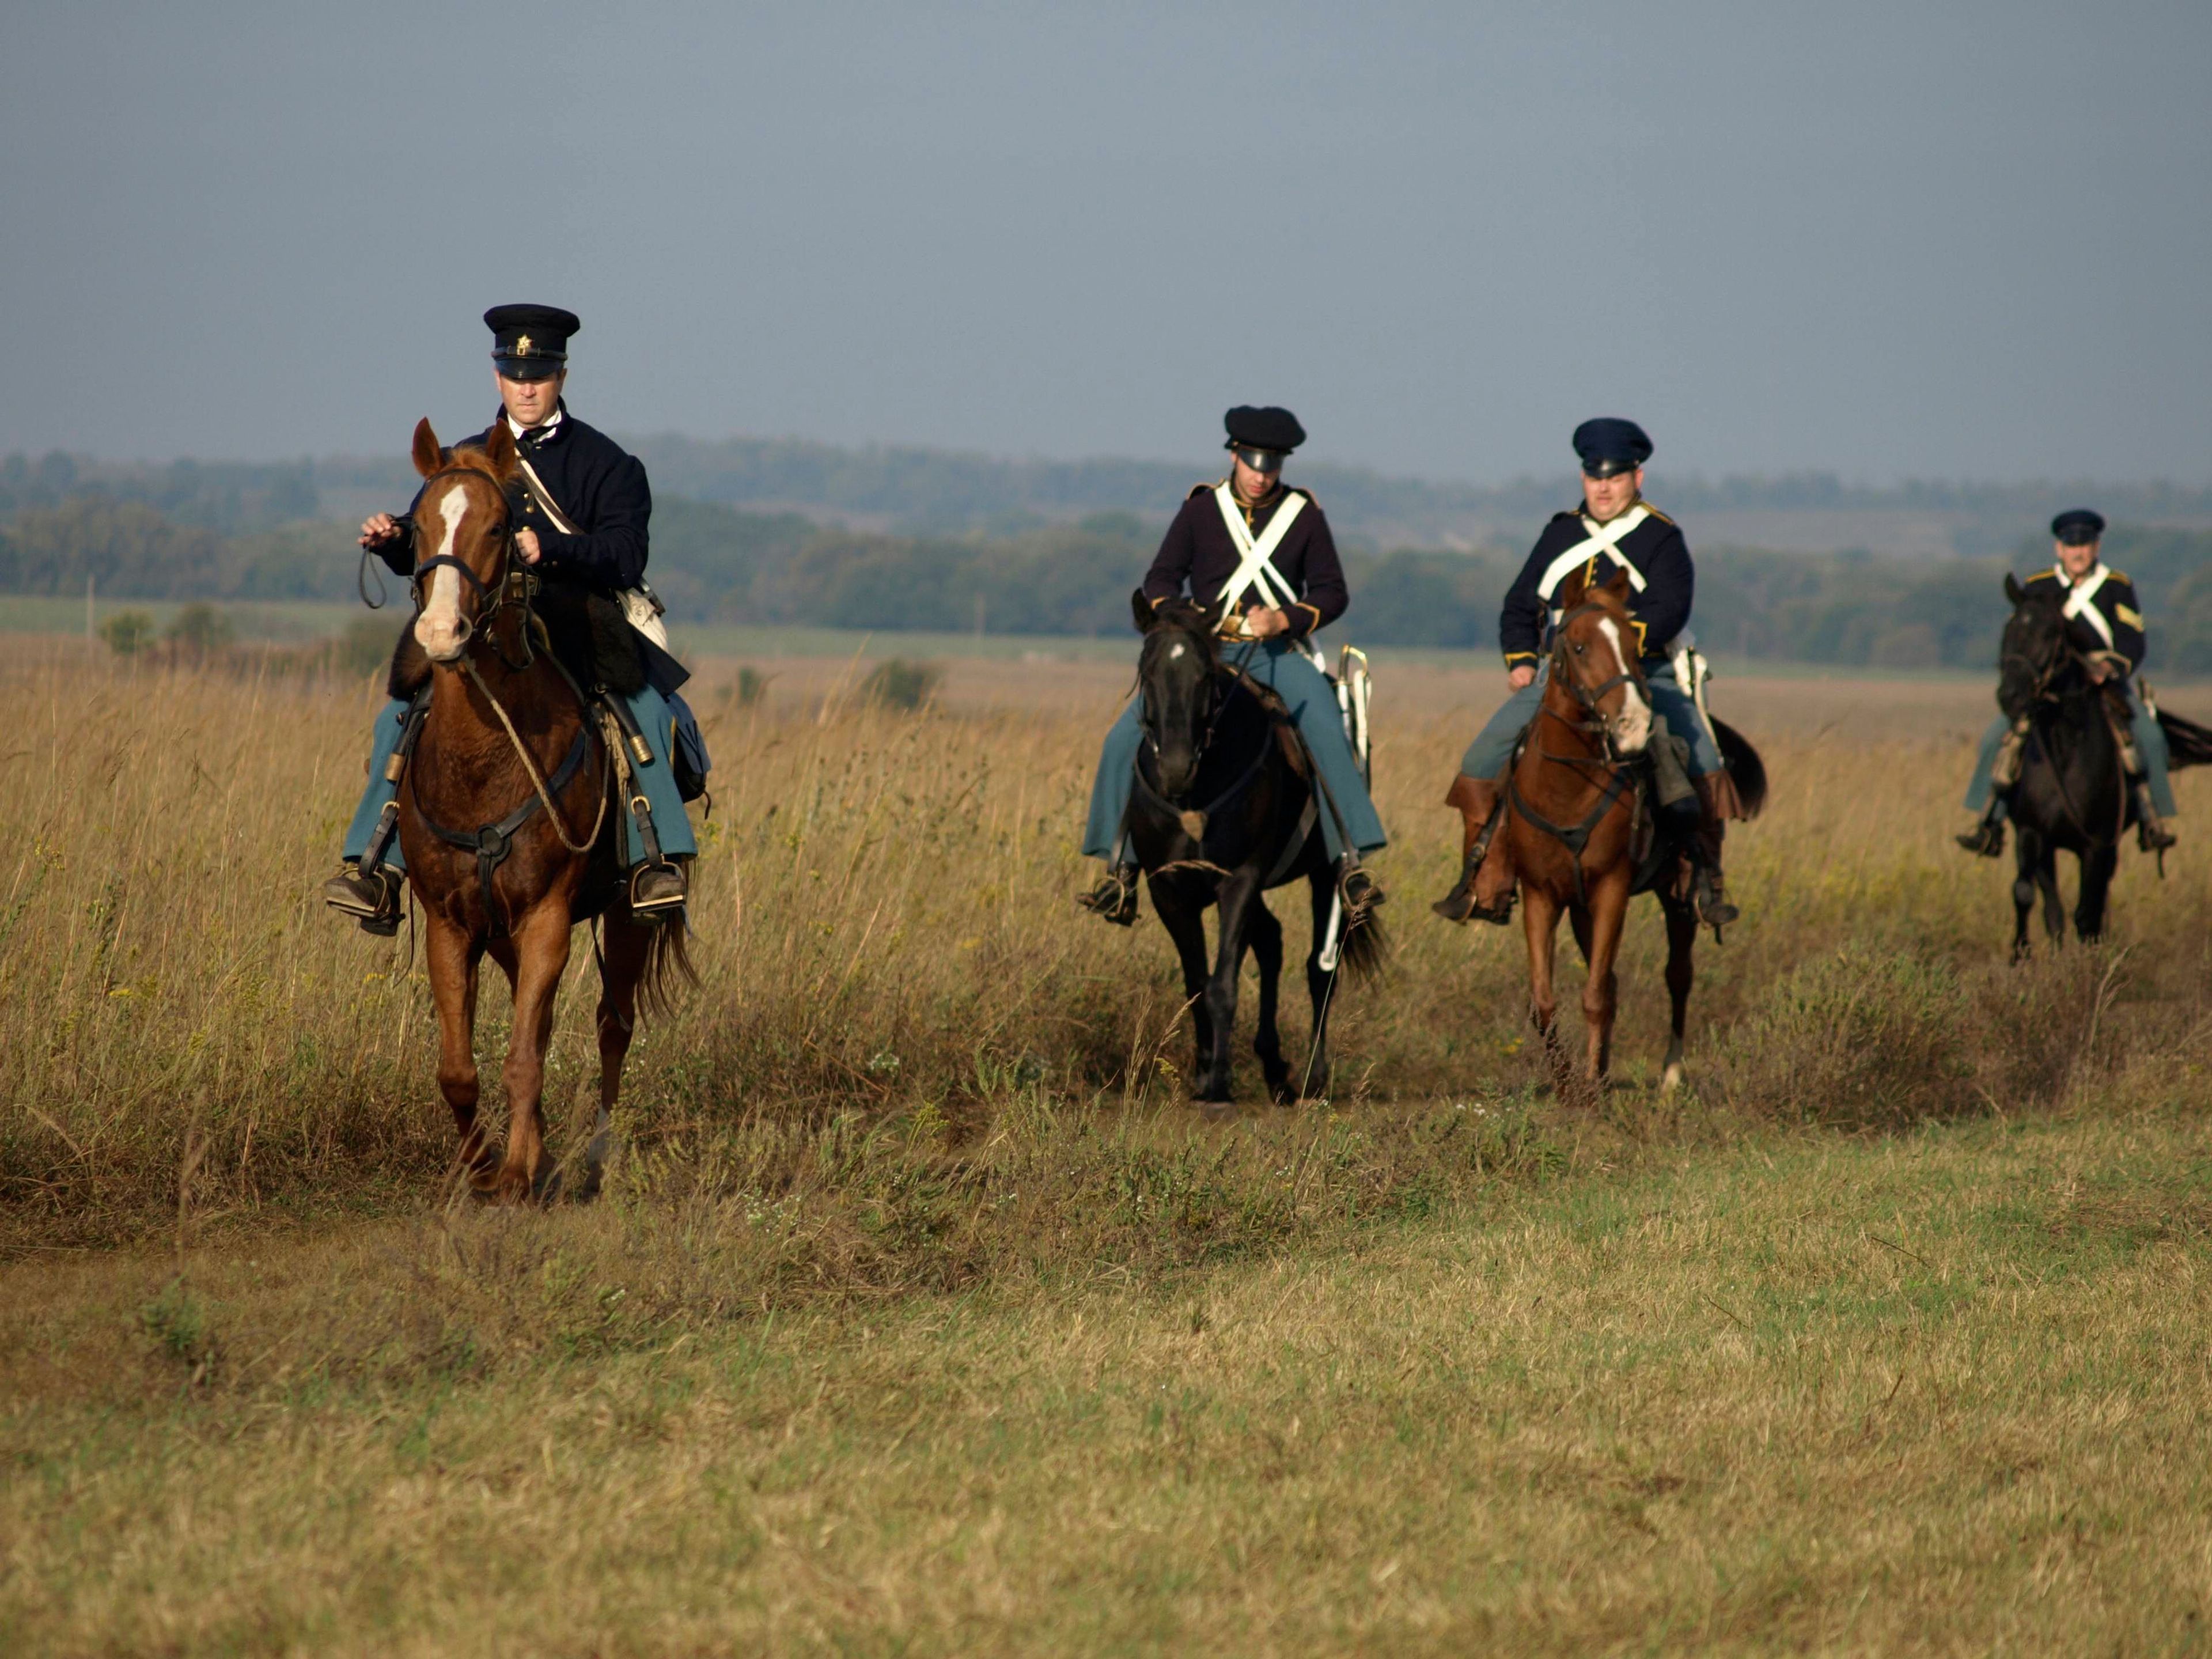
left=627, top=861, right=687, bottom=921
left=1077, top=866, right=1139, bottom=926
left=1432, top=873, right=1514, bottom=926
left=1340, top=863, right=1386, bottom=913
left=1693, top=866, right=1740, bottom=932
left=2138, top=815, right=2177, bottom=853
left=322, top=863, right=403, bottom=936
left=1955, top=814, right=2005, bottom=857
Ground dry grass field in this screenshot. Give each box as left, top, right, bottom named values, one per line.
left=3, top=635, right=2211, bottom=1654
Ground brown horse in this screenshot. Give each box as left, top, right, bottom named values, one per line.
left=395, top=418, right=687, bottom=1202
left=1488, top=568, right=1763, bottom=1099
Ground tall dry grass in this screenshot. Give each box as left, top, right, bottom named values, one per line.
left=2, top=638, right=2208, bottom=1253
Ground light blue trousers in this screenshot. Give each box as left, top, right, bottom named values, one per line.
left=1963, top=681, right=2175, bottom=819
left=343, top=684, right=696, bottom=871
left=1082, top=640, right=1387, bottom=863
left=1459, top=659, right=1722, bottom=779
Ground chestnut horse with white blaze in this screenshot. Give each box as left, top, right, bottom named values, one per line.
left=1493, top=567, right=1765, bottom=1098
left=397, top=418, right=688, bottom=1202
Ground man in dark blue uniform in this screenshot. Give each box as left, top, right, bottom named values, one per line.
left=322, top=305, right=700, bottom=931
left=1434, top=418, right=1740, bottom=928
left=1077, top=406, right=1388, bottom=923
left=1957, top=507, right=2176, bottom=855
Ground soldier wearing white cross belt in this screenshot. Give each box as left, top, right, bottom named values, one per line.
left=1435, top=418, right=1744, bottom=929
left=1078, top=406, right=1389, bottom=924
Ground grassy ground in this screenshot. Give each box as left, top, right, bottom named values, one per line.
left=2, top=635, right=2210, bottom=1652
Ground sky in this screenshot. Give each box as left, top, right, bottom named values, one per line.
left=2, top=1, right=2207, bottom=485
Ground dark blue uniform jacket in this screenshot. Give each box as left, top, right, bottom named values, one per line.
left=1498, top=502, right=1694, bottom=666
left=1142, top=483, right=1348, bottom=639
left=2022, top=565, right=2147, bottom=675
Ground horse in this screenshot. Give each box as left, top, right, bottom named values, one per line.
left=1123, top=592, right=1382, bottom=1109
left=1491, top=567, right=1766, bottom=1100
left=395, top=417, right=688, bottom=1202
left=1993, top=571, right=2137, bottom=957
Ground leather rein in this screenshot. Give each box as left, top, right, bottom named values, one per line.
left=406, top=465, right=611, bottom=930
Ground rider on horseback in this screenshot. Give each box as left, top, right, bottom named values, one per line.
left=1078, top=406, right=1388, bottom=924
left=322, top=305, right=701, bottom=933
left=1435, top=418, right=1742, bottom=930
left=1957, top=507, right=2176, bottom=858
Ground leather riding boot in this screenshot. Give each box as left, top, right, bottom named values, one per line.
left=627, top=858, right=688, bottom=921
left=322, top=862, right=403, bottom=936
left=1433, top=773, right=1514, bottom=925
left=1690, top=774, right=1741, bottom=930
left=2134, top=783, right=2177, bottom=853
left=1078, top=863, right=1141, bottom=926
left=1955, top=805, right=2006, bottom=858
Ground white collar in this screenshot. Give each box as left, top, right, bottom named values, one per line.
left=507, top=406, right=565, bottom=442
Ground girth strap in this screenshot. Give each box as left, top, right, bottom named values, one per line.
left=417, top=723, right=592, bottom=933
left=1508, top=759, right=1639, bottom=910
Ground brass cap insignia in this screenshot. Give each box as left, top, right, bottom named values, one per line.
left=515, top=335, right=534, bottom=357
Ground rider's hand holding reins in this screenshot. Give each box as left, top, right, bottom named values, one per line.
left=516, top=528, right=544, bottom=566
left=1242, top=604, right=1289, bottom=640
left=1508, top=664, right=1537, bottom=691
left=359, top=513, right=402, bottom=549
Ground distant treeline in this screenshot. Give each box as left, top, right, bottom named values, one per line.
left=8, top=476, right=2211, bottom=673
left=13, top=442, right=2212, bottom=551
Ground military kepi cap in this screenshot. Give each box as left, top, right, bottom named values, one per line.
left=2051, top=507, right=2105, bottom=546
left=1573, top=418, right=1652, bottom=478
left=486, top=304, right=579, bottom=381
left=1224, top=406, right=1306, bottom=454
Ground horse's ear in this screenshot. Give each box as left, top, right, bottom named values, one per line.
left=1600, top=567, right=1633, bottom=601
left=1131, top=588, right=1155, bottom=633
left=483, top=419, right=517, bottom=476
left=1555, top=566, right=1589, bottom=610
left=411, top=418, right=443, bottom=479
left=1201, top=593, right=1229, bottom=634
left=2004, top=573, right=2025, bottom=605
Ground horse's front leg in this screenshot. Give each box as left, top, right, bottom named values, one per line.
left=1245, top=893, right=1291, bottom=1102
left=1148, top=875, right=1217, bottom=1093
left=1199, top=871, right=1265, bottom=1105
left=492, top=900, right=575, bottom=1203
left=1659, top=889, right=1698, bottom=1093
left=424, top=914, right=494, bottom=1187
left=1520, top=884, right=1571, bottom=1097
left=2075, top=845, right=2118, bottom=942
left=2011, top=828, right=2040, bottom=961
left=1577, top=868, right=1633, bottom=1086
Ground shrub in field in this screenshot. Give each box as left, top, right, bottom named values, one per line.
left=99, top=611, right=155, bottom=656
left=332, top=616, right=398, bottom=679
left=732, top=664, right=768, bottom=706
left=162, top=602, right=233, bottom=659
left=1714, top=944, right=1971, bottom=1128
left=860, top=657, right=941, bottom=710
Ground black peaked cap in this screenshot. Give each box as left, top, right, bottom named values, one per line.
left=486, top=304, right=580, bottom=378
left=1573, top=417, right=1653, bottom=477
left=2051, top=508, right=2106, bottom=546
left=1224, top=406, right=1306, bottom=454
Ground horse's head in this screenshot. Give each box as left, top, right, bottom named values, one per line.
left=409, top=417, right=520, bottom=664
left=1997, top=572, right=2075, bottom=721
left=1550, top=567, right=1652, bottom=754
left=1131, top=588, right=1226, bottom=797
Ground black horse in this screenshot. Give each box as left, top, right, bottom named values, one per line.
left=1994, top=572, right=2142, bottom=956
left=1124, top=592, right=1382, bottom=1108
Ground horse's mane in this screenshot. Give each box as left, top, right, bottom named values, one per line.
left=438, top=440, right=513, bottom=486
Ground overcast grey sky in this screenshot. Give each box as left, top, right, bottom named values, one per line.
left=2, top=2, right=2206, bottom=484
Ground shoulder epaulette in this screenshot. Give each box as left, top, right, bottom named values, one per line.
left=1187, top=480, right=1221, bottom=501
left=2105, top=568, right=2131, bottom=586
left=1548, top=508, right=1583, bottom=524
left=2024, top=568, right=2062, bottom=585
left=1287, top=484, right=1320, bottom=508
left=1638, top=501, right=1676, bottom=526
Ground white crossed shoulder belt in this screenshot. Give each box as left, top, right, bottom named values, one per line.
left=1211, top=483, right=1308, bottom=624
left=513, top=452, right=671, bottom=652
left=2056, top=562, right=2116, bottom=652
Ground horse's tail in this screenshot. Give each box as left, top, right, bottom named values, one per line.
left=636, top=914, right=699, bottom=1021
left=1713, top=717, right=1768, bottom=819
left=2159, top=708, right=2212, bottom=771
left=1336, top=905, right=1387, bottom=983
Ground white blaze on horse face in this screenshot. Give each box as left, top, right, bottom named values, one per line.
left=1594, top=616, right=1652, bottom=751
left=1168, top=642, right=1187, bottom=661
left=413, top=486, right=474, bottom=662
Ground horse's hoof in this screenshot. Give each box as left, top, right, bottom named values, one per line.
left=1195, top=1099, right=1237, bottom=1124
left=1660, top=1062, right=1685, bottom=1096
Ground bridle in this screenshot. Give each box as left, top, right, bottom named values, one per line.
left=410, top=465, right=540, bottom=672
left=1541, top=600, right=1647, bottom=766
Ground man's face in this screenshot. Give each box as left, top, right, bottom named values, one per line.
left=2056, top=537, right=2100, bottom=581
left=497, top=369, right=565, bottom=427
left=1582, top=466, right=1643, bottom=521
left=1230, top=450, right=1282, bottom=503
